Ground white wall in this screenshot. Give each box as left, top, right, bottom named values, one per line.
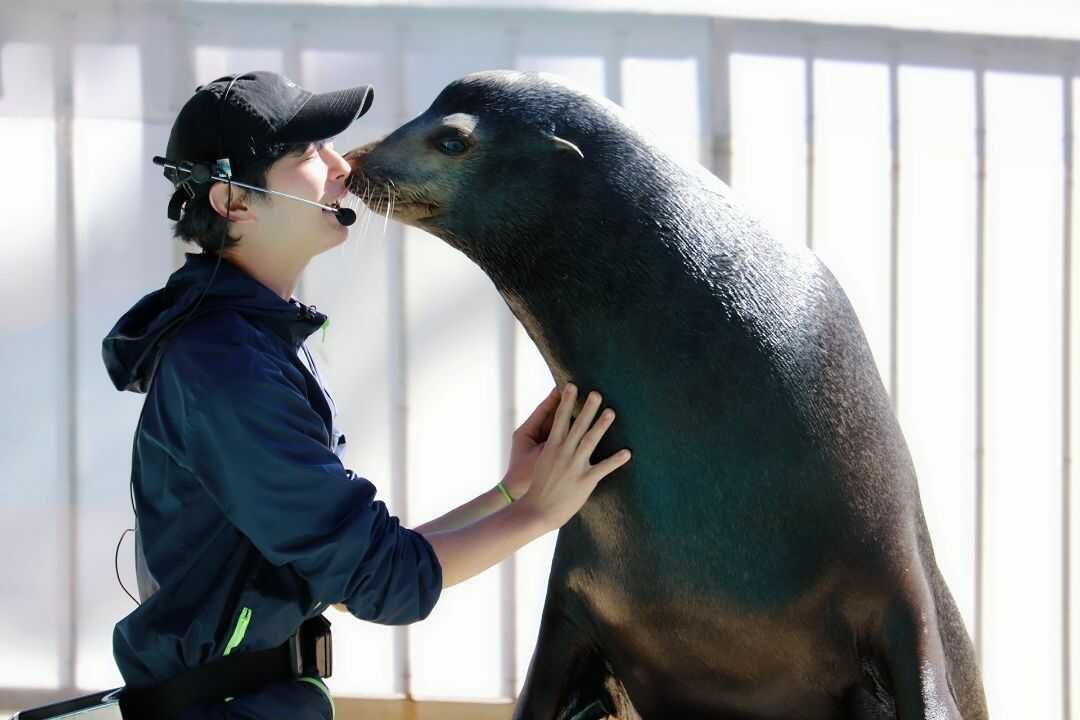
left=190, top=0, right=1080, bottom=42
left=0, top=4, right=1076, bottom=719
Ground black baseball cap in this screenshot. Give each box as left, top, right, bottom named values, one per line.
left=163, top=70, right=374, bottom=186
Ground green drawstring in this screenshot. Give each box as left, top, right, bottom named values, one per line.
left=321, top=317, right=330, bottom=343
left=222, top=607, right=253, bottom=702
left=223, top=607, right=252, bottom=657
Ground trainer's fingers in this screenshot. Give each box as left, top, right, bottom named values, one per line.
left=539, top=403, right=557, bottom=438
left=538, top=386, right=560, bottom=437
left=578, top=408, right=615, bottom=461
left=518, top=386, right=561, bottom=441
left=586, top=449, right=632, bottom=484
left=566, top=390, right=603, bottom=447
left=548, top=383, right=577, bottom=444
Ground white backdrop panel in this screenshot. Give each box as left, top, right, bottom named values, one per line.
left=1072, top=73, right=1080, bottom=720
left=70, top=41, right=172, bottom=690
left=895, top=65, right=978, bottom=633
left=812, top=59, right=893, bottom=387
left=729, top=53, right=807, bottom=249
left=619, top=20, right=707, bottom=168
left=0, top=38, right=64, bottom=687
left=194, top=47, right=285, bottom=86
left=71, top=60, right=178, bottom=686
left=0, top=40, right=55, bottom=117
left=403, top=222, right=507, bottom=700
left=981, top=71, right=1065, bottom=720
left=514, top=20, right=609, bottom=97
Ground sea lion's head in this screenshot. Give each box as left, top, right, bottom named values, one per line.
left=343, top=70, right=655, bottom=286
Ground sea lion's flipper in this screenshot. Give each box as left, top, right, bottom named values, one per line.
left=880, top=560, right=965, bottom=720
left=514, top=601, right=610, bottom=720
left=567, top=699, right=614, bottom=720
left=843, top=657, right=896, bottom=719
left=917, top=512, right=989, bottom=719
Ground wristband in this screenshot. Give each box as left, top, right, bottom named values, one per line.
left=496, top=481, right=514, bottom=505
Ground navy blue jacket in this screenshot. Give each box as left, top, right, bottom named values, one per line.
left=103, top=252, right=442, bottom=690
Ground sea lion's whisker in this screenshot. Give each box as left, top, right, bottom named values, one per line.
left=366, top=180, right=380, bottom=233
left=382, top=182, right=393, bottom=235
left=388, top=190, right=396, bottom=232
left=360, top=186, right=375, bottom=239
left=356, top=181, right=372, bottom=236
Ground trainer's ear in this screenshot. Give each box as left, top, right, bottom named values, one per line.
left=549, top=134, right=584, bottom=160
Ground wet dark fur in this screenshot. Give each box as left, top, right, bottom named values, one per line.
left=348, top=71, right=989, bottom=720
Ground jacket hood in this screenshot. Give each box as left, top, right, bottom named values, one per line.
left=102, top=252, right=327, bottom=393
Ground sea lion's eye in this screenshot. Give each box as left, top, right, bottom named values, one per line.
left=437, top=137, right=468, bottom=156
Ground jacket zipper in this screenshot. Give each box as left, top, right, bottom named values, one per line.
left=222, top=606, right=252, bottom=657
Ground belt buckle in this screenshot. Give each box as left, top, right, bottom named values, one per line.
left=287, top=615, right=333, bottom=679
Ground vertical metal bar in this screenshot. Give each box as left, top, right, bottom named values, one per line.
left=175, top=4, right=198, bottom=272
left=498, top=291, right=518, bottom=702
left=498, top=23, right=520, bottom=703
left=606, top=28, right=625, bottom=106
left=390, top=20, right=411, bottom=700
left=709, top=19, right=733, bottom=184
left=53, top=7, right=78, bottom=692
left=888, top=50, right=900, bottom=411
left=287, top=20, right=306, bottom=300
left=1061, top=63, right=1074, bottom=720
left=804, top=38, right=816, bottom=252
left=973, top=55, right=987, bottom=667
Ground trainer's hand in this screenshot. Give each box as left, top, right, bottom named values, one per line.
left=518, top=383, right=631, bottom=532
left=502, top=385, right=561, bottom=500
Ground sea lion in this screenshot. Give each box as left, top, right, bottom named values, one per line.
left=342, top=71, right=988, bottom=720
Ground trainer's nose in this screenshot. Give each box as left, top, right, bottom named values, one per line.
left=324, top=147, right=351, bottom=183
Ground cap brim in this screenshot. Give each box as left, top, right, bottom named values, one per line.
left=273, top=84, right=374, bottom=144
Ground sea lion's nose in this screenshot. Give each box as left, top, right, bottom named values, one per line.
left=343, top=140, right=380, bottom=163
left=341, top=149, right=367, bottom=194
left=341, top=147, right=360, bottom=170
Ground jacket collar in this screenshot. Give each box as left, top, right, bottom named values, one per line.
left=102, top=252, right=329, bottom=393
left=180, top=252, right=328, bottom=348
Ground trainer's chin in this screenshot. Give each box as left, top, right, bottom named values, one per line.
left=327, top=223, right=349, bottom=247
left=310, top=221, right=348, bottom=255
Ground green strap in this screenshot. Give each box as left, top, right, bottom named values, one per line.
left=496, top=481, right=514, bottom=505
left=298, top=677, right=336, bottom=720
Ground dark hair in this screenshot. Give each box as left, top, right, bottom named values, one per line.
left=171, top=140, right=322, bottom=254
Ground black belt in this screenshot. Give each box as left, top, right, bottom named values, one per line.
left=118, top=614, right=332, bottom=720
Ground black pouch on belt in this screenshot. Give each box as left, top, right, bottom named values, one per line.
left=116, top=614, right=333, bottom=720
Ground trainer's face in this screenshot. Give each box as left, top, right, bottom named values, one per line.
left=263, top=140, right=352, bottom=256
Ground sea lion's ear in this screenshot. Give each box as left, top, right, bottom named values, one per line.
left=549, top=134, right=584, bottom=160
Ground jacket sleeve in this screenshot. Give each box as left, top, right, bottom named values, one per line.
left=170, top=339, right=442, bottom=625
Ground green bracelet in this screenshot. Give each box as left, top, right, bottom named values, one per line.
left=496, top=481, right=514, bottom=505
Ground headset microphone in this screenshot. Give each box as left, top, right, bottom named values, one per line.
left=152, top=156, right=357, bottom=227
